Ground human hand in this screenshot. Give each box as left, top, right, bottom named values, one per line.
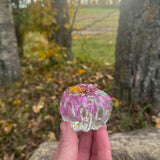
left=53, top=122, right=112, bottom=160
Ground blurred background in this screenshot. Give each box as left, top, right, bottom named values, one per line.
left=0, top=0, right=159, bottom=159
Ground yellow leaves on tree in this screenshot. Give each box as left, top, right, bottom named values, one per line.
left=28, top=0, right=57, bottom=39
left=31, top=40, right=65, bottom=61
left=64, top=23, right=70, bottom=29
left=68, top=0, right=80, bottom=18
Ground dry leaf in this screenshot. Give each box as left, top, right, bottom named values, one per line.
left=152, top=115, right=160, bottom=123
left=109, top=40, right=113, bottom=45
left=33, top=103, right=43, bottom=113
left=155, top=122, right=160, bottom=129
left=3, top=123, right=13, bottom=134
left=46, top=77, right=52, bottom=83
left=95, top=72, right=103, bottom=80
left=86, top=35, right=90, bottom=39
left=76, top=26, right=80, bottom=30
left=48, top=132, right=56, bottom=142
left=44, top=115, right=56, bottom=121
left=0, top=120, right=6, bottom=125
left=112, top=97, right=120, bottom=108
left=73, top=34, right=79, bottom=40
left=76, top=69, right=86, bottom=74
left=13, top=100, right=21, bottom=105
left=33, top=98, right=45, bottom=113
left=106, top=74, right=114, bottom=80
left=56, top=78, right=63, bottom=84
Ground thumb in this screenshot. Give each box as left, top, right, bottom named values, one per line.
left=53, top=122, right=78, bottom=160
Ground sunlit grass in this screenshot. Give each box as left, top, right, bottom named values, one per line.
left=72, top=32, right=116, bottom=66
left=78, top=8, right=118, bottom=15
left=74, top=8, right=119, bottom=28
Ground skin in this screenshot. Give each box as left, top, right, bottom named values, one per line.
left=53, top=122, right=112, bottom=160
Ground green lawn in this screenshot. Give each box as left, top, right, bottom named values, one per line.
left=77, top=8, right=118, bottom=15
left=73, top=7, right=119, bottom=66
left=72, top=32, right=117, bottom=66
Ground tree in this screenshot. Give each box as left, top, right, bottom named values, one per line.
left=50, top=0, right=73, bottom=59
left=12, top=0, right=25, bottom=57
left=0, top=0, right=21, bottom=85
left=114, top=0, right=160, bottom=112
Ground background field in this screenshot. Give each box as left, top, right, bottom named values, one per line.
left=73, top=8, right=119, bottom=66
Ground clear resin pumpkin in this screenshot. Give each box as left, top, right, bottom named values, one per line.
left=60, top=84, right=112, bottom=132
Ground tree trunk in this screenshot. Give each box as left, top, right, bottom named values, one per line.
left=0, top=0, right=21, bottom=85
left=12, top=0, right=24, bottom=57
left=114, top=0, right=160, bottom=112
left=50, top=0, right=73, bottom=60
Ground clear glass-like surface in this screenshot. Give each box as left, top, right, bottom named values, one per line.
left=62, top=106, right=111, bottom=132
left=60, top=84, right=112, bottom=132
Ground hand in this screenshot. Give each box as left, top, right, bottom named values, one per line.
left=53, top=122, right=112, bottom=160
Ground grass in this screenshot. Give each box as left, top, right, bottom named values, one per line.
left=73, top=7, right=119, bottom=66
left=72, top=32, right=117, bottom=66
left=77, top=8, right=118, bottom=15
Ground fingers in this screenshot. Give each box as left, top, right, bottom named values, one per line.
left=53, top=122, right=78, bottom=160
left=92, top=125, right=112, bottom=160
left=77, top=130, right=93, bottom=160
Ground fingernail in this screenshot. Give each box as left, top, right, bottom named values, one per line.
left=60, top=121, right=68, bottom=132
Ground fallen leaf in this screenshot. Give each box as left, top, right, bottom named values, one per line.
left=32, top=132, right=41, bottom=138
left=33, top=98, right=45, bottom=113
left=46, top=77, right=52, bottom=83
left=48, top=132, right=56, bottom=142
left=76, top=26, right=80, bottom=30
left=155, top=122, right=160, bottom=129
left=44, top=115, right=56, bottom=121
left=3, top=123, right=13, bottom=135
left=31, top=142, right=38, bottom=147
left=112, top=97, right=120, bottom=108
left=13, top=100, right=21, bottom=105
left=109, top=40, right=113, bottom=45
left=51, top=96, right=56, bottom=100
left=95, top=72, right=103, bottom=80
left=152, top=115, right=160, bottom=123
left=0, top=120, right=6, bottom=125
left=76, top=69, right=86, bottom=74
left=106, top=74, right=114, bottom=80
left=17, top=145, right=27, bottom=151
left=86, top=35, right=90, bottom=39
left=55, top=78, right=63, bottom=84
left=73, top=34, right=79, bottom=40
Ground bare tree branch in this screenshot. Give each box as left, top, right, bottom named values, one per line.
left=70, top=0, right=81, bottom=33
